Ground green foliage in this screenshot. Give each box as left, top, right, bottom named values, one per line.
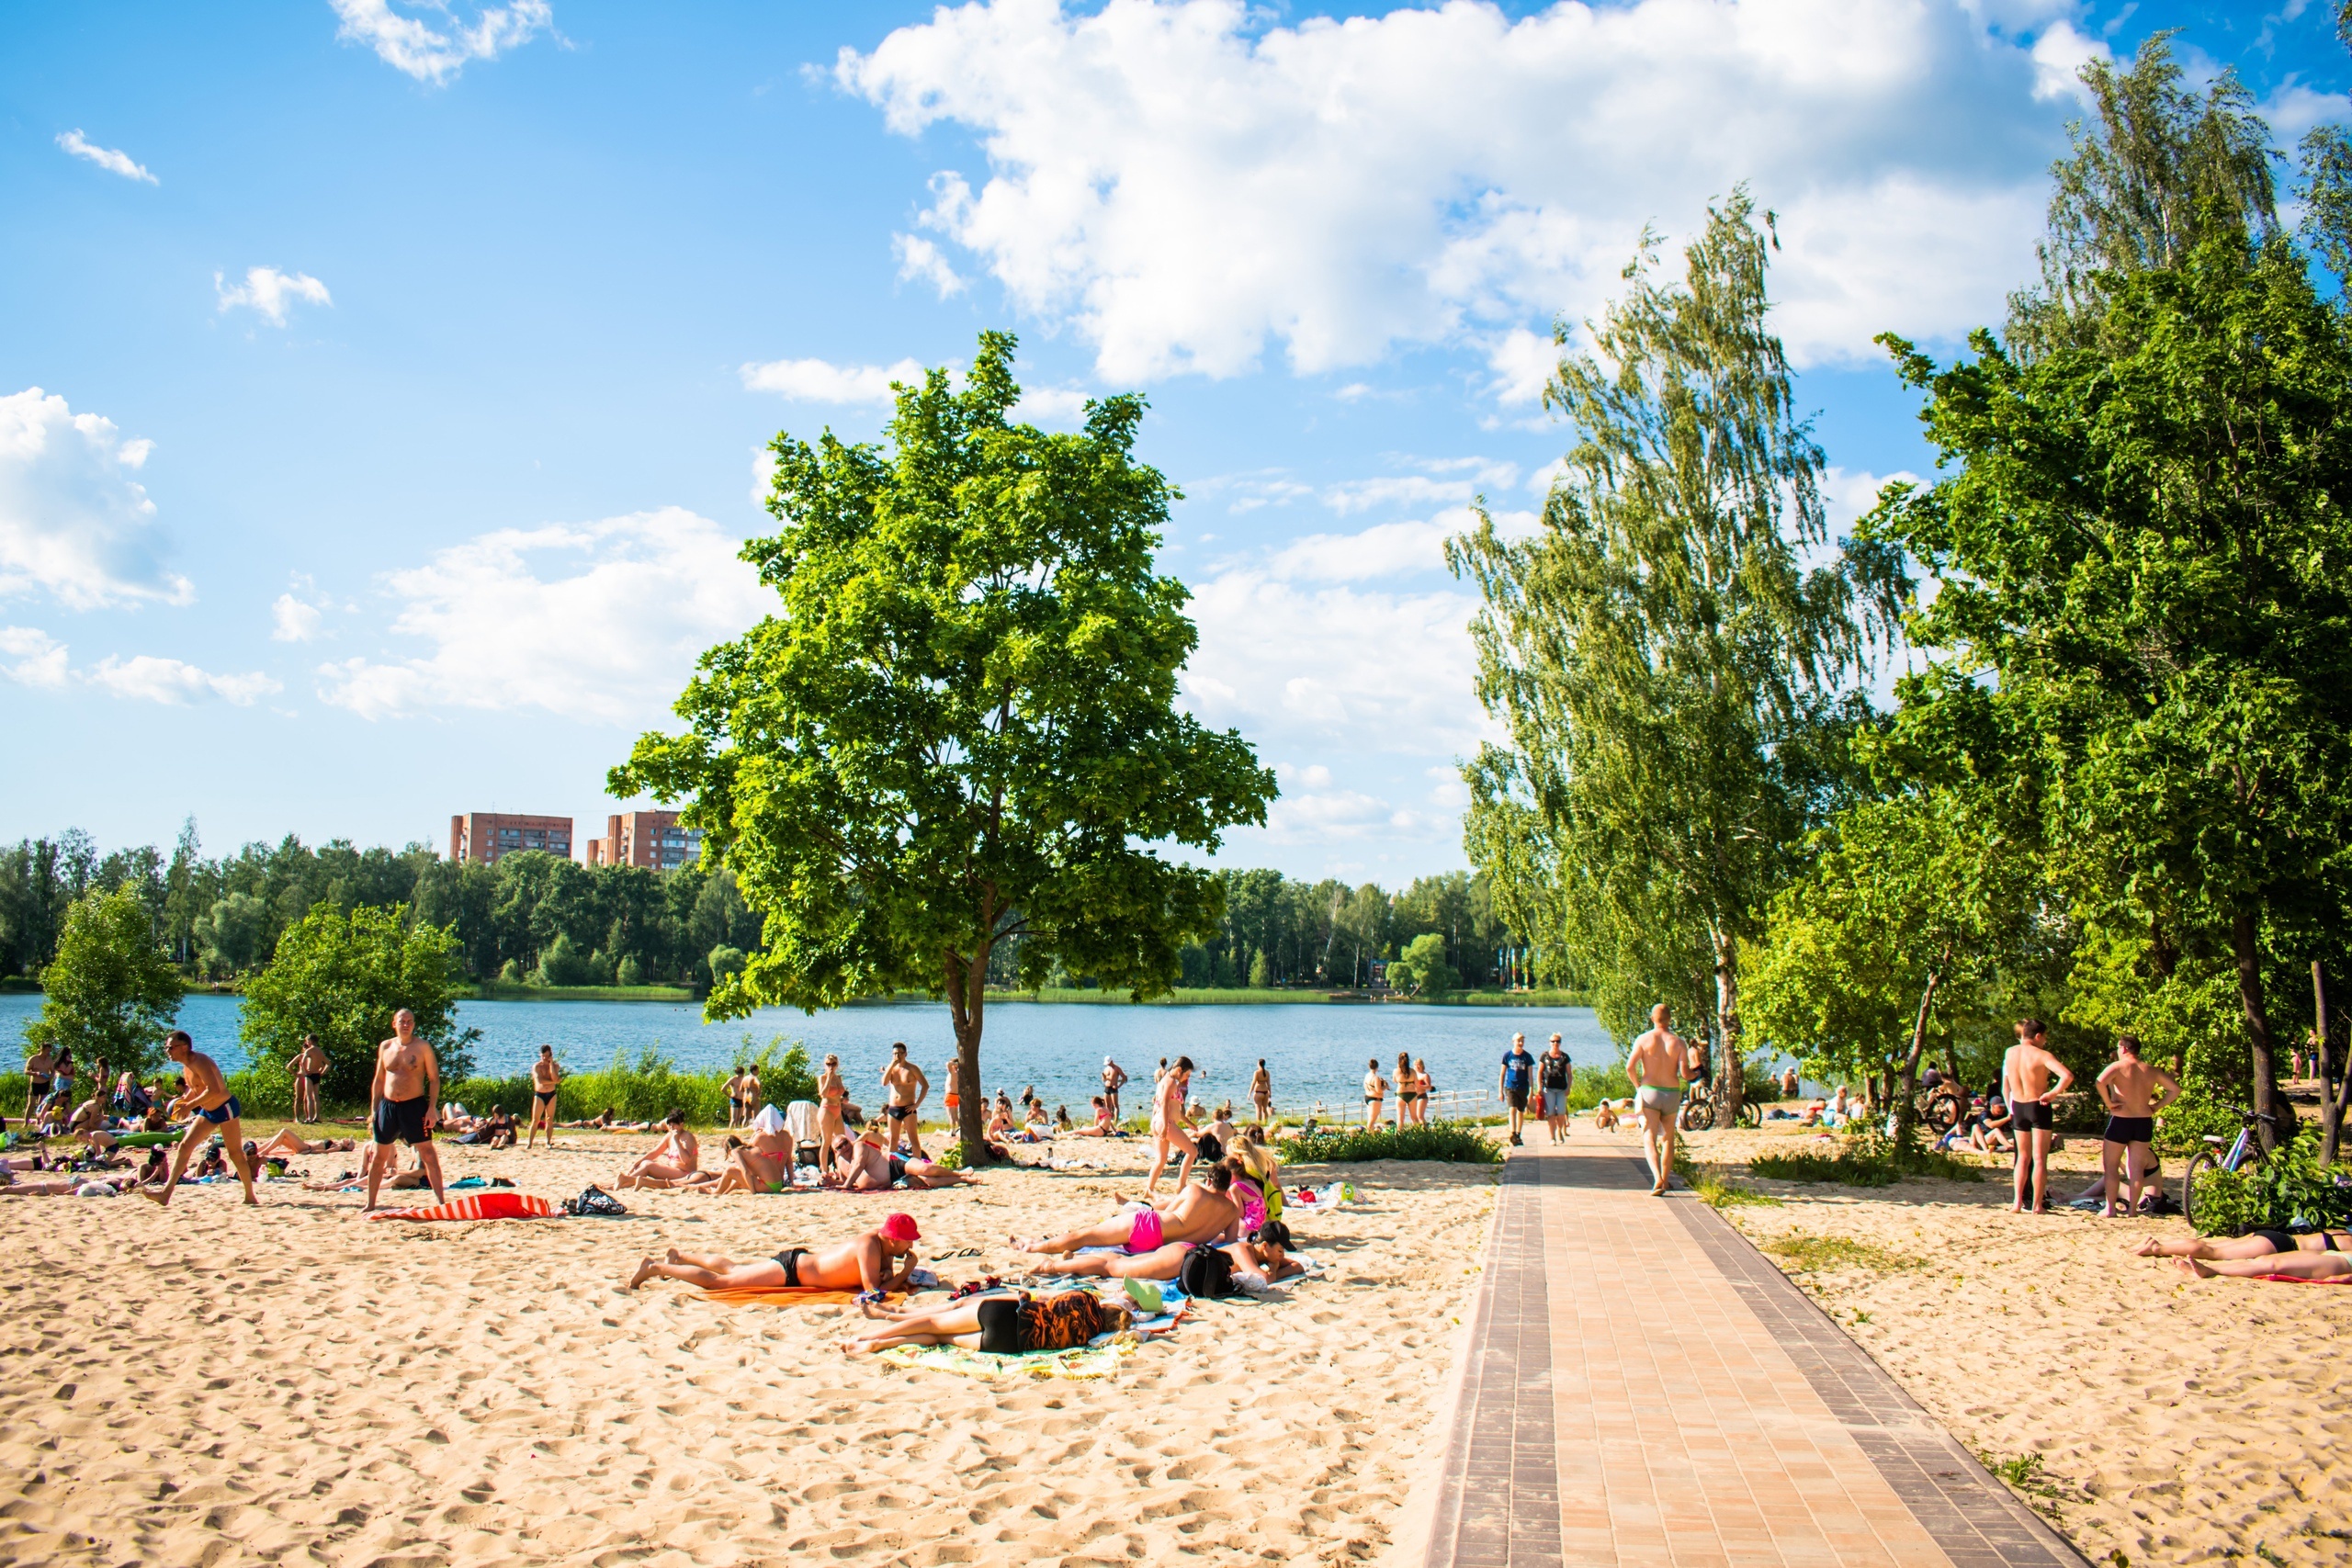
left=1765, top=1234, right=1920, bottom=1272
left=240, top=904, right=465, bottom=1108
left=1277, top=1119, right=1501, bottom=1165
left=1690, top=1166, right=1781, bottom=1209
left=1385, top=931, right=1457, bottom=997
left=613, top=331, right=1275, bottom=1160
left=25, top=886, right=182, bottom=1077
left=2188, top=1130, right=2352, bottom=1236
left=445, top=1038, right=815, bottom=1125
left=1567, top=1062, right=1634, bottom=1111
left=1748, top=1133, right=1985, bottom=1188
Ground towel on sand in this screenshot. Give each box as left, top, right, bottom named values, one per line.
left=703, top=1285, right=883, bottom=1308
left=2258, top=1272, right=2352, bottom=1285
left=366, top=1192, right=555, bottom=1222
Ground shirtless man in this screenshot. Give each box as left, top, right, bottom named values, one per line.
left=526, top=1045, right=562, bottom=1150
left=721, top=1067, right=747, bottom=1130
left=2002, top=1018, right=2074, bottom=1214
left=879, top=1043, right=929, bottom=1158
left=738, top=1064, right=761, bottom=1125
left=1147, top=1055, right=1200, bottom=1196
left=1626, top=1005, right=1688, bottom=1197
left=2094, top=1033, right=2178, bottom=1218
left=141, top=1031, right=258, bottom=1207
left=825, top=1127, right=974, bottom=1190
left=365, top=1009, right=447, bottom=1213
left=1016, top=1156, right=1240, bottom=1257
left=288, top=1036, right=329, bottom=1124
left=627, top=1213, right=922, bottom=1293
left=1250, top=1059, right=1272, bottom=1126
left=616, top=1110, right=698, bottom=1189
left=1102, top=1056, right=1129, bottom=1123
left=23, top=1045, right=55, bottom=1124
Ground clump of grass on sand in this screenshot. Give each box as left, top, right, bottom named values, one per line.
left=1689, top=1166, right=1781, bottom=1209
left=1748, top=1134, right=1984, bottom=1188
left=1765, top=1234, right=1921, bottom=1273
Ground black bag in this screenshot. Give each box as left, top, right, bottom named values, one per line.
left=1178, top=1243, right=1236, bottom=1299
left=562, top=1184, right=628, bottom=1217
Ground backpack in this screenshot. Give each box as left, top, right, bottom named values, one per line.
left=1178, top=1243, right=1236, bottom=1299
left=562, top=1184, right=628, bottom=1217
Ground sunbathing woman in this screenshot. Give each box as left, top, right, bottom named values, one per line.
left=1041, top=1222, right=1304, bottom=1287
left=1013, top=1149, right=1237, bottom=1257
left=2136, top=1226, right=2352, bottom=1260
left=254, top=1129, right=356, bottom=1158
left=615, top=1111, right=698, bottom=1190
left=842, top=1286, right=1129, bottom=1357
left=2177, top=1249, right=2352, bottom=1281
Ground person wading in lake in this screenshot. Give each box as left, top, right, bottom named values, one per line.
left=1627, top=1006, right=1688, bottom=1196
left=141, top=1031, right=260, bottom=1208
left=2002, top=1018, right=2074, bottom=1215
left=526, top=1044, right=562, bottom=1150
left=1102, top=1056, right=1128, bottom=1123
left=366, top=1009, right=447, bottom=1213
left=1250, top=1058, right=1272, bottom=1127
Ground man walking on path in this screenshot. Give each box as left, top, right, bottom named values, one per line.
left=2095, top=1033, right=2176, bottom=1218
left=526, top=1045, right=562, bottom=1150
left=1498, top=1032, right=1535, bottom=1146
left=367, top=1009, right=447, bottom=1213
left=1538, top=1034, right=1573, bottom=1143
left=1627, top=1005, right=1688, bottom=1196
left=141, top=1031, right=258, bottom=1208
left=1102, top=1057, right=1128, bottom=1123
left=2002, top=1018, right=2074, bottom=1214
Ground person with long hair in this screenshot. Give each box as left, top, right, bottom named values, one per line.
left=1147, top=1056, right=1200, bottom=1195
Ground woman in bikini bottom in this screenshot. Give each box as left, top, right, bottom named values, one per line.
left=843, top=1288, right=1125, bottom=1355
left=2136, top=1226, right=2351, bottom=1260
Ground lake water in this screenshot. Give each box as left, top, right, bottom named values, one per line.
left=0, top=991, right=1629, bottom=1119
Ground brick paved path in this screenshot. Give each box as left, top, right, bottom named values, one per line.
left=1420, top=1140, right=2086, bottom=1568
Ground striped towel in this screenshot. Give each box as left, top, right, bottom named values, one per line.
left=367, top=1191, right=556, bottom=1222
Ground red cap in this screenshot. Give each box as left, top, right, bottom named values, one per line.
left=881, top=1213, right=920, bottom=1243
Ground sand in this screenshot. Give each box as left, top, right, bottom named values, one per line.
left=1679, top=1122, right=2352, bottom=1567
left=0, top=1130, right=1496, bottom=1567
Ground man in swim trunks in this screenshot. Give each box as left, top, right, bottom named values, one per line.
left=943, top=1055, right=962, bottom=1133
left=1498, top=1032, right=1535, bottom=1146
left=1103, top=1056, right=1128, bottom=1123
left=141, top=1031, right=258, bottom=1207
left=2002, top=1018, right=2074, bottom=1214
left=627, top=1213, right=923, bottom=1292
left=23, top=1045, right=54, bottom=1124
left=365, top=1008, right=447, bottom=1213
left=526, top=1044, right=562, bottom=1150
left=1014, top=1154, right=1238, bottom=1257
left=721, top=1067, right=746, bottom=1129
left=1627, top=1005, right=1687, bottom=1196
left=879, top=1042, right=929, bottom=1158
left=287, top=1035, right=329, bottom=1124
left=2095, top=1032, right=2177, bottom=1218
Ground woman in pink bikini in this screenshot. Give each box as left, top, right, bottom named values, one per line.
left=1146, top=1055, right=1199, bottom=1196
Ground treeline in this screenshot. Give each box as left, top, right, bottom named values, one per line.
left=0, top=821, right=762, bottom=987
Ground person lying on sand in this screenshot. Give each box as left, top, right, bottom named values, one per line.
left=1013, top=1150, right=1238, bottom=1258
left=1038, top=1222, right=1304, bottom=1287
left=2136, top=1227, right=2350, bottom=1260
left=824, top=1128, right=975, bottom=1190
left=626, top=1213, right=922, bottom=1292
left=2176, top=1250, right=2352, bottom=1282
left=1069, top=1097, right=1117, bottom=1136
left=841, top=1285, right=1129, bottom=1356
left=615, top=1111, right=699, bottom=1189
left=254, top=1130, right=356, bottom=1158
left=562, top=1109, right=618, bottom=1130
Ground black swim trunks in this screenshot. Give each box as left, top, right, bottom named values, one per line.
left=2251, top=1228, right=2297, bottom=1255
left=885, top=1104, right=914, bottom=1121
left=2102, top=1115, right=2154, bottom=1145
left=2010, top=1100, right=2054, bottom=1132
left=374, top=1094, right=432, bottom=1146
left=888, top=1155, right=907, bottom=1185
left=774, top=1247, right=810, bottom=1287
left=533, top=1089, right=558, bottom=1105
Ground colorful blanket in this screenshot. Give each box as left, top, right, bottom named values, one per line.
left=366, top=1192, right=555, bottom=1222
left=702, top=1286, right=883, bottom=1308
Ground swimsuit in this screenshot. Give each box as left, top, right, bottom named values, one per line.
left=1125, top=1209, right=1165, bottom=1254
left=774, top=1247, right=810, bottom=1287
left=196, top=1096, right=243, bottom=1124
left=886, top=1104, right=915, bottom=1121
left=374, top=1095, right=433, bottom=1146
left=978, top=1290, right=1101, bottom=1355
left=2101, top=1114, right=2154, bottom=1145
left=1635, top=1085, right=1682, bottom=1113
left=534, top=1089, right=557, bottom=1105
left=944, top=1094, right=960, bottom=1111
left=888, top=1155, right=907, bottom=1185
left=2010, top=1100, right=2054, bottom=1132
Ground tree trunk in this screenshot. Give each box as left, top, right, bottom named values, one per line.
left=2231, top=905, right=2290, bottom=1152
left=944, top=948, right=991, bottom=1164
left=1713, top=927, right=1743, bottom=1130
left=2318, top=961, right=2346, bottom=1168
left=1894, top=971, right=1941, bottom=1150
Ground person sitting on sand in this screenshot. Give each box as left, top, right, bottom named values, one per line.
left=1206, top=1103, right=1240, bottom=1156
left=616, top=1110, right=700, bottom=1189
left=253, top=1129, right=356, bottom=1159
left=842, top=1284, right=1130, bottom=1356
left=627, top=1213, right=923, bottom=1292
left=713, top=1110, right=800, bottom=1194
left=825, top=1127, right=975, bottom=1190
left=986, top=1097, right=1016, bottom=1140
left=1041, top=1221, right=1305, bottom=1289
left=1020, top=1105, right=1052, bottom=1140
left=1014, top=1148, right=1238, bottom=1258
left=1069, top=1097, right=1116, bottom=1136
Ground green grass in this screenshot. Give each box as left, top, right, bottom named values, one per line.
left=1690, top=1166, right=1781, bottom=1209
left=467, top=981, right=699, bottom=1002
left=1766, top=1235, right=1920, bottom=1272
left=1748, top=1136, right=1985, bottom=1188
left=1277, top=1119, right=1502, bottom=1165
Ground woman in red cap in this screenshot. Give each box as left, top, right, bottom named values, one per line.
left=625, top=1213, right=922, bottom=1293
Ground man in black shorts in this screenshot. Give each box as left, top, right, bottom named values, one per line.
left=366, top=1008, right=447, bottom=1212
left=879, top=1042, right=930, bottom=1159
left=2001, top=1018, right=2074, bottom=1214
left=2095, top=1033, right=2177, bottom=1218
left=1498, top=1032, right=1535, bottom=1147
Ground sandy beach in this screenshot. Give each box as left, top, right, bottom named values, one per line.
left=1672, top=1122, right=2352, bottom=1567
left=0, top=1132, right=1495, bottom=1567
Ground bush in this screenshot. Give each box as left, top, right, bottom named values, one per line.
left=2188, top=1129, right=2352, bottom=1236
left=241, top=904, right=467, bottom=1108
left=1277, top=1119, right=1501, bottom=1165
left=26, top=886, right=184, bottom=1079
left=536, top=933, right=594, bottom=987
left=1568, top=1063, right=1634, bottom=1111
left=616, top=955, right=645, bottom=987
left=1748, top=1132, right=1983, bottom=1188
left=447, top=1036, right=817, bottom=1124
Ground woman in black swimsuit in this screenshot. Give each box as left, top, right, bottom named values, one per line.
left=2135, top=1227, right=2351, bottom=1260
left=843, top=1288, right=1128, bottom=1356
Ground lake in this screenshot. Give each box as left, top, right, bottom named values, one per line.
left=0, top=991, right=1630, bottom=1119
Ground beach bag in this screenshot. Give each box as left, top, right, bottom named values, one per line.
left=1178, top=1244, right=1237, bottom=1300
left=562, top=1184, right=628, bottom=1217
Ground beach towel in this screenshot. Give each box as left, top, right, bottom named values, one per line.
left=2258, top=1272, right=2352, bottom=1285
left=1289, top=1181, right=1354, bottom=1211
left=703, top=1286, right=879, bottom=1308
left=108, top=1131, right=180, bottom=1148
left=366, top=1192, right=556, bottom=1222
left=783, top=1101, right=818, bottom=1144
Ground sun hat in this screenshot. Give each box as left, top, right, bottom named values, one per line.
left=881, top=1213, right=920, bottom=1243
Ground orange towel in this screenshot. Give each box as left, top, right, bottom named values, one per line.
left=701, top=1285, right=889, bottom=1308
left=367, top=1192, right=556, bottom=1222
left=2258, top=1272, right=2352, bottom=1284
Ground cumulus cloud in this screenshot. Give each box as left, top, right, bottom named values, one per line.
left=316, top=507, right=770, bottom=722
left=1265, top=517, right=1458, bottom=582
left=215, top=266, right=333, bottom=326
left=271, top=592, right=324, bottom=643
left=331, top=0, right=556, bottom=85
left=1487, top=326, right=1558, bottom=405
left=1821, top=464, right=1920, bottom=531
left=837, top=0, right=2074, bottom=379
left=87, top=655, right=280, bottom=706
left=741, top=355, right=928, bottom=403
left=0, top=626, right=70, bottom=689
left=0, top=388, right=190, bottom=611
left=894, top=232, right=967, bottom=297
left=56, top=130, right=156, bottom=184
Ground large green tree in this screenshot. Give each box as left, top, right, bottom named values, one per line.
left=240, top=903, right=466, bottom=1109
left=1450, top=190, right=1900, bottom=1125
left=25, top=886, right=182, bottom=1077
left=613, top=332, right=1275, bottom=1160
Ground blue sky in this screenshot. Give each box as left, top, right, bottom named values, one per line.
left=3, top=0, right=2343, bottom=882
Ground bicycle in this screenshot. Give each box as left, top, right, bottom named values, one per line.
left=1676, top=1077, right=1760, bottom=1132
left=2181, top=1104, right=2278, bottom=1232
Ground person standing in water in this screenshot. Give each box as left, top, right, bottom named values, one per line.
left=526, top=1045, right=562, bottom=1150
left=1626, top=1006, right=1688, bottom=1195
left=1102, top=1056, right=1128, bottom=1123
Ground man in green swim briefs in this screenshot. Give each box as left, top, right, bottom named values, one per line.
left=1627, top=1004, right=1688, bottom=1197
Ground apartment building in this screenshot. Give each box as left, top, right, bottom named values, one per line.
left=582, top=809, right=703, bottom=872
left=448, top=812, right=573, bottom=865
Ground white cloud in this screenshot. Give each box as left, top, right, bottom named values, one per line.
left=270, top=592, right=324, bottom=643
left=215, top=266, right=333, bottom=326
left=2027, top=20, right=2105, bottom=102
left=331, top=0, right=555, bottom=85
left=316, top=507, right=770, bottom=722
left=87, top=655, right=280, bottom=706
left=2263, top=81, right=2350, bottom=146
left=894, top=232, right=967, bottom=298
left=741, top=355, right=928, bottom=403
left=1487, top=326, right=1557, bottom=405
left=838, top=0, right=2075, bottom=379
left=56, top=130, right=156, bottom=185
left=0, top=388, right=190, bottom=611
left=1013, top=385, right=1091, bottom=423
left=1266, top=516, right=1457, bottom=582
left=1821, top=464, right=1919, bottom=532
left=0, top=626, right=70, bottom=689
